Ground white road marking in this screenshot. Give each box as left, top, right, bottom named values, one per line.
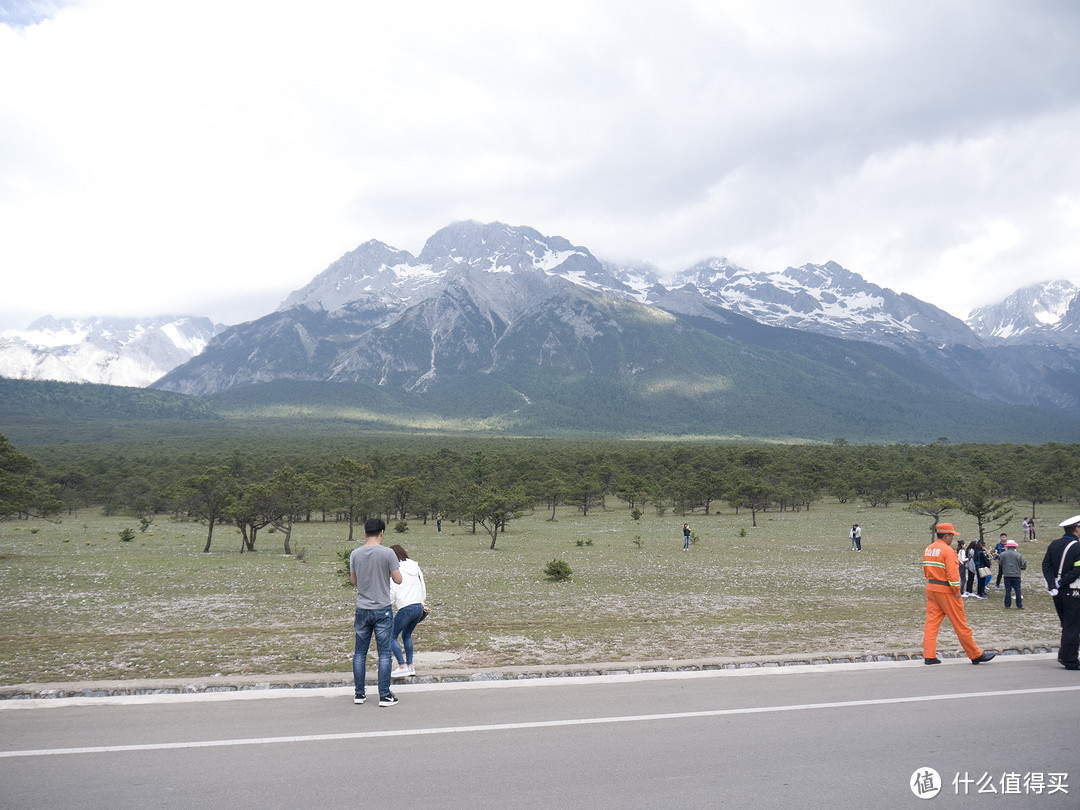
left=2, top=683, right=1078, bottom=759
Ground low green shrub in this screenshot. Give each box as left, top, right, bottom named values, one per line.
left=543, top=558, right=572, bottom=581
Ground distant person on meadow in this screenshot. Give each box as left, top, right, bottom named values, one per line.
left=390, top=544, right=427, bottom=679
left=1042, top=515, right=1080, bottom=670
left=921, top=522, right=996, bottom=666
left=683, top=523, right=691, bottom=551
left=850, top=523, right=861, bottom=551
left=998, top=539, right=1026, bottom=609
left=349, top=517, right=402, bottom=707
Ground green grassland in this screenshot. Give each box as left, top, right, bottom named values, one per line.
left=0, top=500, right=1062, bottom=685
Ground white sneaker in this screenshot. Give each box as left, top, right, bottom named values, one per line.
left=391, top=666, right=410, bottom=678
left=407, top=665, right=416, bottom=676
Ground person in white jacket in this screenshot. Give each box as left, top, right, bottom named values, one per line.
left=389, top=545, right=427, bottom=678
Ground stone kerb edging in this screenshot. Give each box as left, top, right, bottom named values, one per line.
left=0, top=643, right=1059, bottom=701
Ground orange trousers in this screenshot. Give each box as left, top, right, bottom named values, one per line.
left=923, top=587, right=982, bottom=660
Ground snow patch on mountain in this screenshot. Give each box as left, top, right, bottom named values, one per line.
left=967, top=279, right=1080, bottom=340
left=668, top=258, right=976, bottom=348
left=0, top=316, right=222, bottom=387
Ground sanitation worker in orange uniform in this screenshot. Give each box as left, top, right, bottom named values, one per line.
left=922, top=523, right=997, bottom=665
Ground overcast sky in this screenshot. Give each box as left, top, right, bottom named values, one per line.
left=2, top=0, right=1079, bottom=330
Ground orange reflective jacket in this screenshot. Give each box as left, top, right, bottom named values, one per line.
left=923, top=538, right=961, bottom=594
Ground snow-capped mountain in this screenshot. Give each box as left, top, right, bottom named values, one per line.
left=279, top=221, right=648, bottom=315
left=9, top=220, right=1080, bottom=427
left=277, top=239, right=439, bottom=313
left=0, top=316, right=223, bottom=388
left=278, top=222, right=982, bottom=356
left=154, top=223, right=665, bottom=397
left=665, top=258, right=979, bottom=350
left=149, top=222, right=1080, bottom=415
left=147, top=220, right=1080, bottom=441
left=967, top=280, right=1080, bottom=341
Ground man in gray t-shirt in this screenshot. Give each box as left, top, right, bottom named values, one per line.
left=349, top=517, right=401, bottom=706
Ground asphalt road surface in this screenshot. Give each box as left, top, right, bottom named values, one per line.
left=1, top=655, right=1077, bottom=809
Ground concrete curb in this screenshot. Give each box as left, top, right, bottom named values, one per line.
left=0, top=642, right=1060, bottom=700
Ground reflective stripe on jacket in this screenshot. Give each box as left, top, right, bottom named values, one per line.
left=923, top=538, right=961, bottom=594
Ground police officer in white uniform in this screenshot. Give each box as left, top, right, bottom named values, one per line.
left=1042, top=515, right=1080, bottom=671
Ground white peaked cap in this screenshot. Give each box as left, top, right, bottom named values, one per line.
left=1058, top=515, right=1080, bottom=527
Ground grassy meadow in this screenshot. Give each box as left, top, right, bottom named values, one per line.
left=0, top=500, right=1063, bottom=685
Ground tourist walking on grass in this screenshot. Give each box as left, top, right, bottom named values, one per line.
left=956, top=540, right=969, bottom=595
left=683, top=523, right=691, bottom=551
left=390, top=544, right=427, bottom=679
left=999, top=540, right=1026, bottom=609
left=922, top=523, right=996, bottom=666
left=851, top=523, right=861, bottom=551
left=1042, top=515, right=1080, bottom=670
left=350, top=517, right=402, bottom=707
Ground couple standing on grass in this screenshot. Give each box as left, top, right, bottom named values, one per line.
left=349, top=517, right=427, bottom=707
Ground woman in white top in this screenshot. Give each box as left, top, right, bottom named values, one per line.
left=389, top=545, right=426, bottom=678
left=956, top=539, right=969, bottom=595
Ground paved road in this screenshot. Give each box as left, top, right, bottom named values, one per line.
left=1, top=655, right=1077, bottom=809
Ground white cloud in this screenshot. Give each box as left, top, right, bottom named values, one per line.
left=1, top=0, right=1079, bottom=329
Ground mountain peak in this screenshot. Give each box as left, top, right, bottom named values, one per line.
left=418, top=220, right=581, bottom=272
left=671, top=258, right=975, bottom=349
left=277, top=239, right=429, bottom=313
left=967, top=279, right=1080, bottom=340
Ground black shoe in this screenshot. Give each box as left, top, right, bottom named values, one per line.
left=924, top=657, right=941, bottom=665
left=354, top=693, right=366, bottom=704
left=971, top=651, right=997, bottom=665
left=1062, top=661, right=1080, bottom=671
left=379, top=692, right=399, bottom=707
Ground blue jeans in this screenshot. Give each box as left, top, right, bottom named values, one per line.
left=391, top=603, right=425, bottom=666
left=1003, top=576, right=1022, bottom=608
left=353, top=605, right=393, bottom=698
